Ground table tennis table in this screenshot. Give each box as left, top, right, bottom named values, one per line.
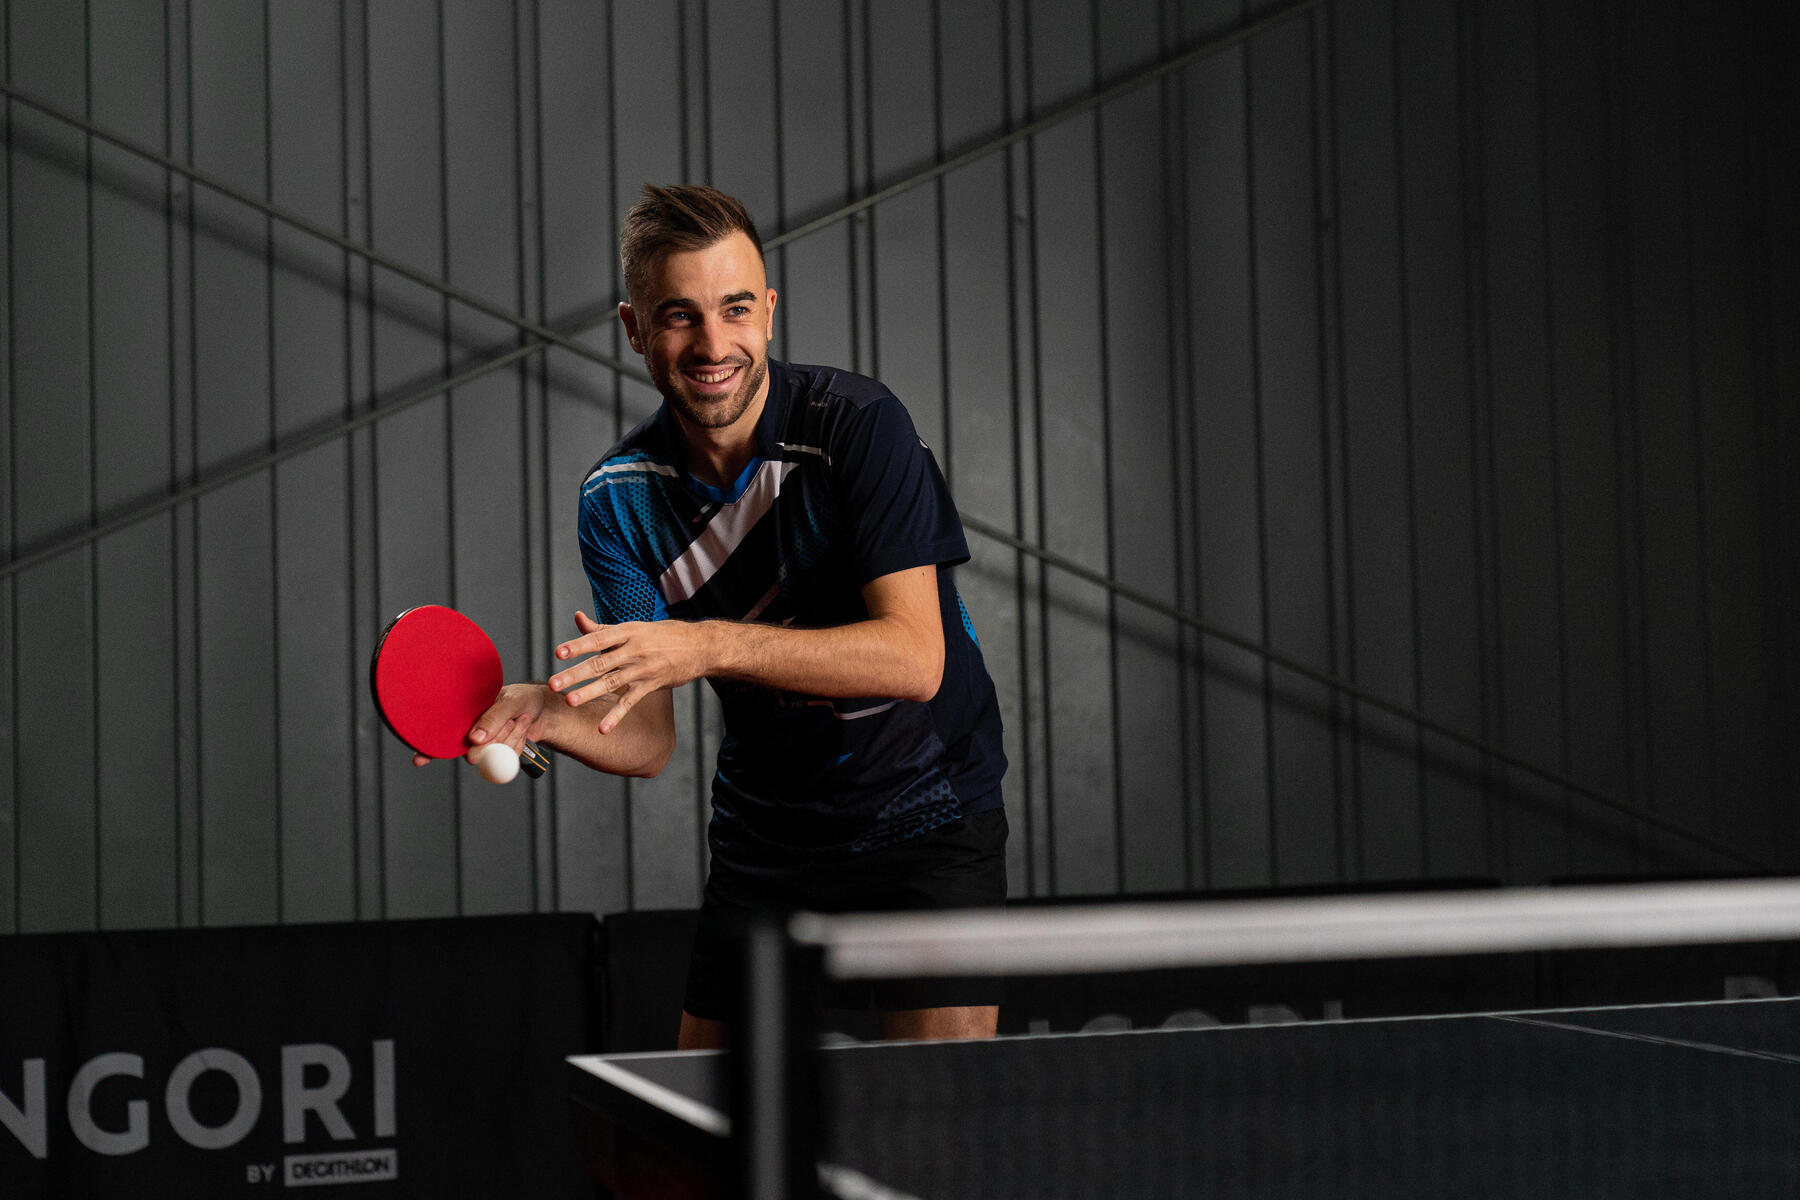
left=568, top=993, right=1800, bottom=1198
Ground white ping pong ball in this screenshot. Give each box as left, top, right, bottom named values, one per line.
left=473, top=742, right=520, bottom=785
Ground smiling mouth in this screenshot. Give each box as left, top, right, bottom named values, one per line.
left=682, top=364, right=741, bottom=387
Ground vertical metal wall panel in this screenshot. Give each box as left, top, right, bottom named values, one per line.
left=9, top=0, right=96, bottom=932
left=15, top=565, right=95, bottom=931
left=1768, top=4, right=1800, bottom=846
left=89, top=0, right=179, bottom=928
left=1311, top=3, right=1356, bottom=884
left=165, top=0, right=203, bottom=929
left=704, top=0, right=781, bottom=235
left=774, top=0, right=856, bottom=372
left=1329, top=0, right=1424, bottom=881
left=1599, top=5, right=1657, bottom=856
left=190, top=2, right=279, bottom=924
left=91, top=0, right=174, bottom=512
left=1180, top=20, right=1268, bottom=890
left=1685, top=3, right=1768, bottom=862
left=1622, top=0, right=1710, bottom=869
left=1162, top=6, right=1205, bottom=894
left=444, top=0, right=535, bottom=915
left=95, top=526, right=178, bottom=927
left=536, top=0, right=632, bottom=920
left=0, top=572, right=10, bottom=932
left=1002, top=0, right=1051, bottom=896
left=8, top=0, right=90, bottom=552
left=1249, top=14, right=1339, bottom=884
left=1539, top=0, right=1637, bottom=875
left=366, top=0, right=456, bottom=919
left=844, top=2, right=876, bottom=377
left=1772, top=9, right=1796, bottom=856
left=679, top=0, right=709, bottom=181
left=269, top=1, right=357, bottom=924
left=0, top=0, right=13, bottom=935
left=611, top=7, right=703, bottom=912
left=512, top=0, right=553, bottom=913
left=1392, top=0, right=1490, bottom=879
left=194, top=468, right=280, bottom=926
left=189, top=5, right=272, bottom=475
left=936, top=0, right=1014, bottom=521
left=1473, top=0, right=1569, bottom=882
left=1027, top=0, right=1117, bottom=895
left=1098, top=6, right=1187, bottom=893
left=865, top=1, right=942, bottom=445
left=936, top=2, right=1030, bottom=891
left=342, top=0, right=387, bottom=923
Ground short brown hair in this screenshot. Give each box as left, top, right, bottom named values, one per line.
left=619, top=183, right=764, bottom=304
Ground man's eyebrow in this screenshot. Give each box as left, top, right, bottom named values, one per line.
left=651, top=290, right=758, bottom=315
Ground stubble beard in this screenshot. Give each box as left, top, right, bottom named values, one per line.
left=657, top=354, right=769, bottom=431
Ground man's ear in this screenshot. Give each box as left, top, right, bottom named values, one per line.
left=764, top=289, right=778, bottom=340
left=618, top=300, right=641, bottom=352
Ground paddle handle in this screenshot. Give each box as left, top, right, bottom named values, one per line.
left=519, top=740, right=550, bottom=778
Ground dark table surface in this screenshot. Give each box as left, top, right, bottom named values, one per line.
left=568, top=994, right=1800, bottom=1198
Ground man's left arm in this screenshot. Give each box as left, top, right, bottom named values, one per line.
left=547, top=564, right=944, bottom=734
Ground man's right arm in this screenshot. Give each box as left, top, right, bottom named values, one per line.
left=467, top=676, right=675, bottom=779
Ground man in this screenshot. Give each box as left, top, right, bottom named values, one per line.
left=458, top=183, right=1007, bottom=1048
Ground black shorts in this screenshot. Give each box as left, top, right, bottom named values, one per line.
left=683, top=808, right=1008, bottom=1020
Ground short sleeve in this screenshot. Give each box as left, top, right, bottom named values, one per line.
left=577, top=491, right=669, bottom=623
left=832, top=394, right=969, bottom=584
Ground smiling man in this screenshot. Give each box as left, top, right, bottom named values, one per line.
left=463, top=184, right=1008, bottom=1048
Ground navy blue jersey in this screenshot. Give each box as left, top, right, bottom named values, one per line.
left=577, top=359, right=1005, bottom=865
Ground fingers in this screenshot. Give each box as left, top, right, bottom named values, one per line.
left=467, top=686, right=540, bottom=749
left=469, top=731, right=531, bottom=763
left=598, top=681, right=654, bottom=735
left=466, top=715, right=532, bottom=763
left=550, top=616, right=631, bottom=699
left=559, top=667, right=622, bottom=709
left=548, top=660, right=594, bottom=701
left=555, top=611, right=620, bottom=665
left=549, top=613, right=670, bottom=729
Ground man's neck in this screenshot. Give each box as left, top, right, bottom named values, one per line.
left=675, top=377, right=771, bottom=489
left=682, top=426, right=755, bottom=490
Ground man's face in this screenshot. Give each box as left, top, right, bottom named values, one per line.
left=619, top=231, right=777, bottom=435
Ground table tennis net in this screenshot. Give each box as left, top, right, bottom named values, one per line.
left=730, top=877, right=1800, bottom=1199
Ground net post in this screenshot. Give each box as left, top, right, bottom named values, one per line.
left=732, top=912, right=823, bottom=1200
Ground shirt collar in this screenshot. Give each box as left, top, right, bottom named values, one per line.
left=657, top=358, right=789, bottom=504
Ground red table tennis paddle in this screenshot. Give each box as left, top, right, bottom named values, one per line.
left=370, top=605, right=549, bottom=778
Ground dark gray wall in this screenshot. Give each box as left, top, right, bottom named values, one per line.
left=2, top=0, right=1794, bottom=933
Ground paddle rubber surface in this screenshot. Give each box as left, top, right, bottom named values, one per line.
left=371, top=605, right=507, bottom=759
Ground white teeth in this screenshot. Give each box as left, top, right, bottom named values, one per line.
left=688, top=367, right=735, bottom=384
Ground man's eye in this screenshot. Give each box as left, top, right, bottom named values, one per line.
left=726, top=306, right=750, bottom=317
left=666, top=311, right=693, bottom=325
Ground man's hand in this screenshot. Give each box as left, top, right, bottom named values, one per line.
left=550, top=611, right=710, bottom=734
left=409, top=681, right=557, bottom=768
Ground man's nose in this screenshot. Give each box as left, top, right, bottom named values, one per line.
left=691, top=316, right=728, bottom=361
